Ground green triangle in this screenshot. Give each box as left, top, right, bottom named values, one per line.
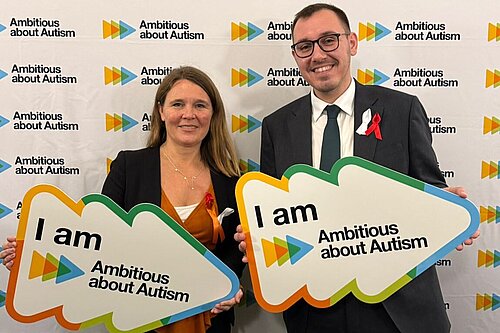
left=287, top=241, right=300, bottom=259
left=0, top=292, right=5, bottom=303
left=407, top=267, right=417, bottom=278
left=57, top=260, right=71, bottom=278
left=122, top=117, right=130, bottom=128
left=121, top=70, right=129, bottom=82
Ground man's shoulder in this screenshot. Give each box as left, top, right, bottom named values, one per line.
left=357, top=82, right=416, bottom=101
left=263, top=93, right=310, bottom=122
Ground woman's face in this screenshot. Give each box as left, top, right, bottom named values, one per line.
left=159, top=79, right=213, bottom=149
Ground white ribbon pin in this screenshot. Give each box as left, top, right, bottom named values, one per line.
left=356, top=108, right=372, bottom=136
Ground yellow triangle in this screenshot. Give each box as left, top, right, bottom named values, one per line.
left=262, top=238, right=278, bottom=267
left=476, top=293, right=484, bottom=310
left=486, top=70, right=494, bottom=88
left=478, top=249, right=485, bottom=267
left=29, top=250, right=46, bottom=279
left=483, top=116, right=492, bottom=134
left=488, top=23, right=496, bottom=41
left=480, top=206, right=488, bottom=222
left=231, top=22, right=239, bottom=41
left=102, top=20, right=111, bottom=39
left=104, top=67, right=114, bottom=85
left=231, top=68, right=239, bottom=86
left=357, top=69, right=366, bottom=84
left=359, top=22, right=367, bottom=41
left=106, top=158, right=112, bottom=174
left=105, top=113, right=115, bottom=131
left=481, top=161, right=490, bottom=178
left=231, top=115, right=240, bottom=132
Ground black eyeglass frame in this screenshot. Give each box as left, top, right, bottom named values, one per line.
left=291, top=33, right=351, bottom=58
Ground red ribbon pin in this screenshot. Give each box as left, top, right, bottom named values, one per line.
left=365, top=112, right=382, bottom=140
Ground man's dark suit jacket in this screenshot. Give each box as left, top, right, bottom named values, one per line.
left=102, top=146, right=245, bottom=333
left=260, top=81, right=450, bottom=333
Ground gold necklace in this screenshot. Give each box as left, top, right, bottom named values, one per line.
left=163, top=151, right=203, bottom=190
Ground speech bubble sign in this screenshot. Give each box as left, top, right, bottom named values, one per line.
left=236, top=157, right=479, bottom=312
left=7, top=185, right=239, bottom=332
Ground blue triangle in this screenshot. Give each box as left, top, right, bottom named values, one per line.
left=0, top=290, right=6, bottom=307
left=375, top=22, right=391, bottom=41
left=493, top=293, right=500, bottom=311
left=286, top=235, right=313, bottom=264
left=374, top=69, right=390, bottom=85
left=0, top=114, right=9, bottom=128
left=247, top=159, right=260, bottom=172
left=0, top=24, right=6, bottom=33
left=496, top=206, right=500, bottom=224
left=0, top=203, right=13, bottom=219
left=0, top=159, right=11, bottom=173
left=120, top=67, right=137, bottom=85
left=247, top=22, right=263, bottom=41
left=247, top=68, right=263, bottom=87
left=121, top=113, right=138, bottom=131
left=119, top=20, right=136, bottom=39
left=247, top=115, right=262, bottom=132
left=0, top=69, right=7, bottom=80
left=55, top=255, right=85, bottom=284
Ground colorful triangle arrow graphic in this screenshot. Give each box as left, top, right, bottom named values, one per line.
left=479, top=205, right=500, bottom=223
left=488, top=23, right=500, bottom=42
left=105, top=113, right=138, bottom=132
left=0, top=290, right=6, bottom=308
left=481, top=161, right=499, bottom=179
left=483, top=116, right=500, bottom=134
left=0, top=159, right=12, bottom=173
left=0, top=114, right=9, bottom=128
left=477, top=249, right=500, bottom=268
left=486, top=69, right=500, bottom=88
left=0, top=24, right=6, bottom=33
left=0, top=203, right=13, bottom=219
left=476, top=293, right=500, bottom=311
left=29, top=250, right=84, bottom=284
left=0, top=69, right=8, bottom=80
left=262, top=235, right=313, bottom=267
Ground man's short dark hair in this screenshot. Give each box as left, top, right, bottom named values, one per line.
left=291, top=3, right=351, bottom=38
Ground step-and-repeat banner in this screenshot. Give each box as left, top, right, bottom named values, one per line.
left=0, top=1, right=498, bottom=332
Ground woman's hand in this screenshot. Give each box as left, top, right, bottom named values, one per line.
left=211, top=288, right=243, bottom=314
left=1, top=236, right=17, bottom=270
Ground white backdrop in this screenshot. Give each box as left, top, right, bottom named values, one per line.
left=0, top=1, right=499, bottom=332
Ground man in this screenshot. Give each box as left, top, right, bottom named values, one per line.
left=235, top=3, right=479, bottom=333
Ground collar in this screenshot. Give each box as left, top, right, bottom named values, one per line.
left=311, top=77, right=355, bottom=122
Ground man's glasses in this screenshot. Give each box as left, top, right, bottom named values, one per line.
left=291, top=33, right=350, bottom=58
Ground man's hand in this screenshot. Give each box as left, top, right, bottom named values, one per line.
left=444, top=186, right=480, bottom=250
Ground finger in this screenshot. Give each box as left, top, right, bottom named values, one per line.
left=455, top=244, right=464, bottom=251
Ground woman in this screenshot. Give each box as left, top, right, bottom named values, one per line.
left=2, top=66, right=245, bottom=333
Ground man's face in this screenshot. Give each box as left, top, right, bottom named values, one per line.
left=292, top=9, right=358, bottom=103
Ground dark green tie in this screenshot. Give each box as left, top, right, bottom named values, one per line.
left=320, top=105, right=341, bottom=172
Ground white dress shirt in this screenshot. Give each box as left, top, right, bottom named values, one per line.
left=311, top=78, right=355, bottom=169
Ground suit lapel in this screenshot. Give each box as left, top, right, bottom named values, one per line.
left=289, top=94, right=313, bottom=165
left=353, top=81, right=384, bottom=161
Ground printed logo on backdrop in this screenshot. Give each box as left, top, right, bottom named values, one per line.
left=394, top=21, right=461, bottom=41
left=239, top=159, right=260, bottom=174
left=104, top=66, right=137, bottom=86
left=0, top=290, right=5, bottom=307
left=0, top=115, right=9, bottom=128
left=483, top=116, right=500, bottom=134
left=476, top=293, right=499, bottom=311
left=102, top=20, right=136, bottom=39
left=140, top=66, right=173, bottom=86
left=358, top=22, right=391, bottom=41
left=105, top=113, right=138, bottom=132
left=357, top=69, right=390, bottom=86
left=8, top=64, right=77, bottom=84
left=266, top=21, right=292, bottom=41
left=0, top=159, right=12, bottom=174
left=486, top=69, right=500, bottom=88
left=12, top=111, right=78, bottom=131
left=0, top=23, right=6, bottom=33
left=393, top=68, right=458, bottom=88
left=488, top=23, right=499, bottom=41
left=477, top=249, right=499, bottom=268
left=0, top=203, right=13, bottom=220
left=480, top=205, right=500, bottom=224
left=231, top=68, right=308, bottom=88
left=232, top=115, right=261, bottom=133
left=13, top=156, right=79, bottom=176
left=481, top=161, right=499, bottom=179
left=7, top=18, right=76, bottom=38
left=231, top=22, right=263, bottom=41
left=428, top=117, right=456, bottom=135
left=138, top=19, right=205, bottom=40
left=0, top=69, right=7, bottom=80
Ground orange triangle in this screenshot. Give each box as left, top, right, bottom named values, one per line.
left=43, top=256, right=58, bottom=276
left=486, top=250, right=494, bottom=266
left=488, top=206, right=496, bottom=221
left=367, top=26, right=375, bottom=38
left=274, top=242, right=288, bottom=260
